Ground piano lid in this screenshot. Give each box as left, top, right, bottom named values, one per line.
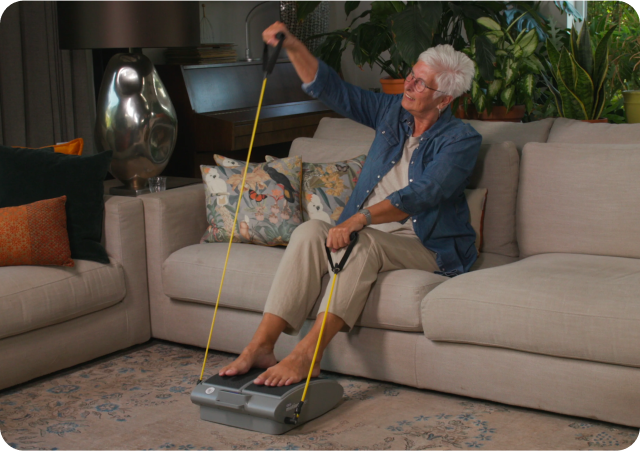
left=181, top=60, right=314, bottom=114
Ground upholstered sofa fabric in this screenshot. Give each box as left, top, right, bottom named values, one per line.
left=313, top=117, right=376, bottom=143
left=468, top=142, right=520, bottom=258
left=289, top=137, right=372, bottom=163
left=461, top=118, right=554, bottom=153
left=162, top=243, right=448, bottom=332
left=422, top=253, right=640, bottom=368
left=517, top=143, right=640, bottom=259
left=0, top=260, right=125, bottom=340
left=547, top=117, right=640, bottom=144
left=0, top=195, right=150, bottom=390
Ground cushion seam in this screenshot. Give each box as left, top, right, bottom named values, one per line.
left=427, top=297, right=640, bottom=321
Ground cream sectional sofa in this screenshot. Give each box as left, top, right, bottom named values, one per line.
left=0, top=195, right=151, bottom=390
left=141, top=117, right=640, bottom=427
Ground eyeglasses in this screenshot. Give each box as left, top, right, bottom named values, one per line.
left=405, top=70, right=445, bottom=94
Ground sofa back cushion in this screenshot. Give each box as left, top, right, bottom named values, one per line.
left=547, top=117, right=640, bottom=144
left=289, top=137, right=372, bottom=163
left=313, top=117, right=376, bottom=143
left=468, top=142, right=520, bottom=257
left=517, top=142, right=640, bottom=259
left=462, top=118, right=554, bottom=154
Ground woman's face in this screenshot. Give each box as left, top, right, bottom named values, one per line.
left=401, top=61, right=449, bottom=119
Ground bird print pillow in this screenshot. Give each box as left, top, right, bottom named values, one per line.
left=200, top=155, right=303, bottom=246
left=265, top=154, right=366, bottom=225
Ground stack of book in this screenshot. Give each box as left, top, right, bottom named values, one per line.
left=164, top=44, right=237, bottom=65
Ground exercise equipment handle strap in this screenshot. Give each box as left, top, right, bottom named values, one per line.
left=325, top=232, right=359, bottom=274
left=263, top=32, right=285, bottom=78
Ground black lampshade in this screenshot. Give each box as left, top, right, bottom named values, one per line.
left=57, top=1, right=200, bottom=49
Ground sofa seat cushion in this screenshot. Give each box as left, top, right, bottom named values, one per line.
left=163, top=243, right=448, bottom=332
left=422, top=253, right=640, bottom=367
left=470, top=252, right=519, bottom=271
left=0, top=259, right=126, bottom=340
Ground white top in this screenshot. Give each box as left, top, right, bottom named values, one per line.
left=363, top=135, right=421, bottom=237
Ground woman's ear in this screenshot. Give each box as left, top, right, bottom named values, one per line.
left=438, top=95, right=454, bottom=111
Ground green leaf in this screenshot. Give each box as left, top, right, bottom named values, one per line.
left=504, top=58, right=517, bottom=85
left=556, top=67, right=586, bottom=119
left=546, top=41, right=561, bottom=78
left=390, top=2, right=441, bottom=66
left=345, top=1, right=360, bottom=17
left=296, top=1, right=321, bottom=22
left=500, top=85, right=515, bottom=111
left=558, top=48, right=576, bottom=90
left=474, top=34, right=495, bottom=81
left=486, top=79, right=502, bottom=105
left=522, top=73, right=535, bottom=98
left=519, top=30, right=538, bottom=58
left=592, top=25, right=618, bottom=116
left=371, top=1, right=403, bottom=24
left=575, top=23, right=593, bottom=78
left=477, top=17, right=501, bottom=31
left=569, top=53, right=594, bottom=119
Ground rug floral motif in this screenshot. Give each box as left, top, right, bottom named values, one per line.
left=0, top=342, right=637, bottom=450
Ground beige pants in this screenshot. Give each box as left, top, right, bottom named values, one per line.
left=264, top=220, right=440, bottom=335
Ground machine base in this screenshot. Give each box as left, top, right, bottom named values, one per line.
left=191, top=368, right=344, bottom=434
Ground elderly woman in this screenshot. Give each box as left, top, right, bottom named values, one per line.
left=219, top=22, right=481, bottom=386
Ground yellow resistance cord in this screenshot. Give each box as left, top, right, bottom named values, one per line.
left=198, top=77, right=268, bottom=383
left=196, top=75, right=333, bottom=424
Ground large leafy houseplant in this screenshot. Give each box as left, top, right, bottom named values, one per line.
left=542, top=24, right=617, bottom=120
left=461, top=14, right=543, bottom=115
left=311, top=1, right=504, bottom=79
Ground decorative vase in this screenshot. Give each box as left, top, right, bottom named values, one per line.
left=280, top=1, right=329, bottom=54
left=623, top=90, right=640, bottom=124
left=95, top=53, right=177, bottom=193
left=466, top=105, right=526, bottom=122
left=380, top=77, right=405, bottom=95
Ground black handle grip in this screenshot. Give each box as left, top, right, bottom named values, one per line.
left=263, top=32, right=285, bottom=78
left=325, top=231, right=359, bottom=274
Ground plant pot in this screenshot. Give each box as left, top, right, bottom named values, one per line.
left=466, top=105, right=526, bottom=122
left=380, top=77, right=405, bottom=95
left=581, top=118, right=609, bottom=123
left=623, top=90, right=640, bottom=124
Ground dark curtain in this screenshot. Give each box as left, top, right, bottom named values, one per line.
left=0, top=1, right=96, bottom=154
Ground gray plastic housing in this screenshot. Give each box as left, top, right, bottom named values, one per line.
left=191, top=368, right=344, bottom=435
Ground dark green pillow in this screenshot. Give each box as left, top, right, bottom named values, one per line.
left=0, top=146, right=112, bottom=263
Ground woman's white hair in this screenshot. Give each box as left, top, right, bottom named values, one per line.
left=417, top=44, right=475, bottom=99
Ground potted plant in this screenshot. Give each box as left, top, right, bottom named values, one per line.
left=541, top=23, right=618, bottom=122
left=459, top=14, right=543, bottom=122
left=311, top=1, right=504, bottom=94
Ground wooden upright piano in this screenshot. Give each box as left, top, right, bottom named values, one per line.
left=156, top=60, right=341, bottom=178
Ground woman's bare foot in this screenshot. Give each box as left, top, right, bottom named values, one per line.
left=254, top=346, right=320, bottom=386
left=218, top=344, right=278, bottom=377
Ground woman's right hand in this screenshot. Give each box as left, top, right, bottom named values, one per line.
left=262, top=21, right=297, bottom=49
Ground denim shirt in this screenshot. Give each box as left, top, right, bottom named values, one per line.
left=303, top=60, right=482, bottom=276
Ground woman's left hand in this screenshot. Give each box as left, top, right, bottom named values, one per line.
left=326, top=214, right=366, bottom=251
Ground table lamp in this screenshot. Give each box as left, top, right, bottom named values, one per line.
left=57, top=1, right=200, bottom=195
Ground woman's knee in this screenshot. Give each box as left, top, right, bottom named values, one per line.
left=290, top=219, right=330, bottom=242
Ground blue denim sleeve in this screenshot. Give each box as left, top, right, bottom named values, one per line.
left=386, top=132, right=482, bottom=216
left=302, top=59, right=396, bottom=130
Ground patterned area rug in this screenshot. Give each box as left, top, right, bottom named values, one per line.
left=0, top=341, right=638, bottom=450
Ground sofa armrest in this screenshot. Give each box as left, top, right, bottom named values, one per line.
left=139, top=184, right=207, bottom=328
left=103, top=195, right=150, bottom=342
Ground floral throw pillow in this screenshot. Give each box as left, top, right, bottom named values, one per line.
left=266, top=154, right=366, bottom=225
left=200, top=155, right=303, bottom=246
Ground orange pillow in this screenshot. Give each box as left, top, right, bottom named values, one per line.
left=13, top=138, right=84, bottom=155
left=0, top=196, right=74, bottom=267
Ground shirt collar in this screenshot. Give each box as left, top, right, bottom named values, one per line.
left=401, top=106, right=453, bottom=139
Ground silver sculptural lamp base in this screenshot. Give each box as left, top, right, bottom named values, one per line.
left=95, top=52, right=177, bottom=194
